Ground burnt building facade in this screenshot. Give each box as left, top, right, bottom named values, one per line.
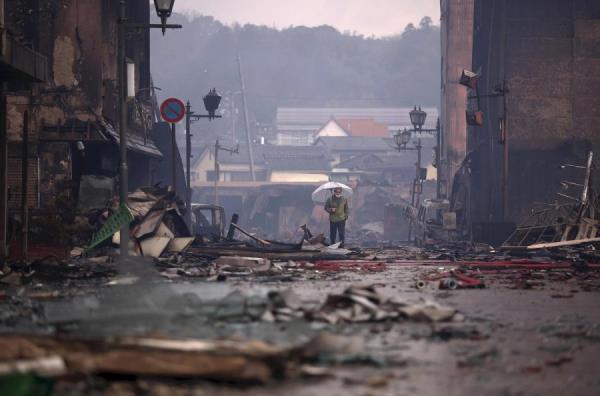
left=2, top=0, right=165, bottom=253
left=441, top=0, right=600, bottom=244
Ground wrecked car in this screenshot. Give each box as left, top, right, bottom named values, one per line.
left=412, top=198, right=457, bottom=246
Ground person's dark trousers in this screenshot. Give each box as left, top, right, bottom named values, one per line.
left=329, top=220, right=346, bottom=246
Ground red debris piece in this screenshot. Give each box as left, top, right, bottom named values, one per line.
left=313, top=260, right=386, bottom=272
left=425, top=270, right=485, bottom=289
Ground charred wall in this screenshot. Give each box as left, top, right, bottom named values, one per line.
left=4, top=0, right=154, bottom=210
left=440, top=0, right=474, bottom=199
left=469, top=0, right=600, bottom=229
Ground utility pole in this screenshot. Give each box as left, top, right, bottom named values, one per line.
left=185, top=97, right=223, bottom=225
left=237, top=55, right=255, bottom=181
left=231, top=92, right=236, bottom=140
left=214, top=140, right=219, bottom=205
left=213, top=139, right=238, bottom=206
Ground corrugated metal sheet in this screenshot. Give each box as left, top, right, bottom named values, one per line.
left=100, top=120, right=163, bottom=158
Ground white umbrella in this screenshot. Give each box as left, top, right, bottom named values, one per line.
left=312, top=181, right=353, bottom=203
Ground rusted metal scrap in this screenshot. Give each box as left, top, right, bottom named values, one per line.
left=502, top=151, right=600, bottom=250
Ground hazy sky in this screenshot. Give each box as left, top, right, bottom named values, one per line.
left=171, top=0, right=440, bottom=37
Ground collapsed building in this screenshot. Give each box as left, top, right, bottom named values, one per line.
left=0, top=0, right=176, bottom=260
left=440, top=0, right=600, bottom=245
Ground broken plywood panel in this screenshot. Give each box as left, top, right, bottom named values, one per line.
left=155, top=222, right=175, bottom=239
left=132, top=210, right=165, bottom=239
left=216, top=256, right=271, bottom=272
left=167, top=237, right=195, bottom=253
left=139, top=236, right=171, bottom=258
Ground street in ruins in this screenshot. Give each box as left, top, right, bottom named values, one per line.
left=2, top=1, right=600, bottom=395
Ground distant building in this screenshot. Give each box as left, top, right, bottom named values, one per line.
left=313, top=136, right=395, bottom=165
left=191, top=144, right=331, bottom=185
left=316, top=118, right=390, bottom=138
left=275, top=107, right=438, bottom=145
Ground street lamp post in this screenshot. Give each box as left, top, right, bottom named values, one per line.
left=394, top=106, right=441, bottom=243
left=184, top=89, right=223, bottom=226
left=394, top=128, right=423, bottom=206
left=118, top=0, right=181, bottom=258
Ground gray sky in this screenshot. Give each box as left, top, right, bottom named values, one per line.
left=172, top=0, right=440, bottom=37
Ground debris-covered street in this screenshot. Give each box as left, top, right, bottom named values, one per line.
left=3, top=0, right=600, bottom=395
left=2, top=244, right=600, bottom=395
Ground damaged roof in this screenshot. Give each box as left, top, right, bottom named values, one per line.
left=100, top=120, right=163, bottom=158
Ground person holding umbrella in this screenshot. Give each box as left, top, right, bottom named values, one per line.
left=312, top=182, right=353, bottom=247
left=324, top=187, right=350, bottom=247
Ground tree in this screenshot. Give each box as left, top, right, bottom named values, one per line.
left=403, top=22, right=416, bottom=34
left=419, top=16, right=433, bottom=29
left=151, top=13, right=441, bottom=131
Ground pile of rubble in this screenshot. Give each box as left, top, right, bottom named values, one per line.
left=211, top=284, right=462, bottom=324
left=73, top=185, right=194, bottom=259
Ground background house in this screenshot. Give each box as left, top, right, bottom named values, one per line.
left=191, top=142, right=332, bottom=231
left=313, top=136, right=396, bottom=164
left=191, top=143, right=331, bottom=185
left=275, top=107, right=438, bottom=145
left=316, top=118, right=390, bottom=138
left=331, top=152, right=424, bottom=184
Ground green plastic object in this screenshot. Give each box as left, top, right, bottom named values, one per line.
left=85, top=203, right=134, bottom=253
left=0, top=374, right=54, bottom=396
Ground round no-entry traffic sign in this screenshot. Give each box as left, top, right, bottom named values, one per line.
left=160, top=97, right=186, bottom=123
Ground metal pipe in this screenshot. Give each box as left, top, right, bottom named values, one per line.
left=581, top=151, right=593, bottom=204
left=118, top=0, right=129, bottom=257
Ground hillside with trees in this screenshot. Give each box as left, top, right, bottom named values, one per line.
left=151, top=13, right=440, bottom=130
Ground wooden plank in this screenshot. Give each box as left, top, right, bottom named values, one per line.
left=526, top=237, right=600, bottom=250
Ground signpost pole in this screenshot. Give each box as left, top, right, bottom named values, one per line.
left=159, top=97, right=186, bottom=197
left=185, top=101, right=192, bottom=228
left=171, top=122, right=177, bottom=195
